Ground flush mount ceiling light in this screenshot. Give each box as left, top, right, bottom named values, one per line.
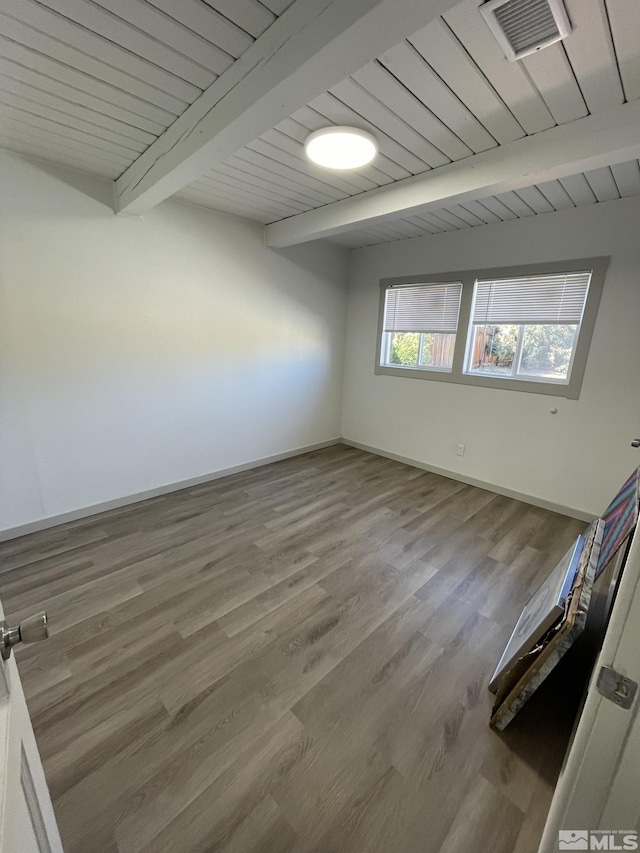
left=304, top=126, right=377, bottom=170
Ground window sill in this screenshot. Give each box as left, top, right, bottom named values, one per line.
left=375, top=364, right=580, bottom=398
left=380, top=363, right=453, bottom=374
left=464, top=370, right=570, bottom=386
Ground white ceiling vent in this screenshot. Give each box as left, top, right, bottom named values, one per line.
left=480, top=0, right=572, bottom=61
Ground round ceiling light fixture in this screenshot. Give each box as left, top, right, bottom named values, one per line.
left=304, top=126, right=377, bottom=170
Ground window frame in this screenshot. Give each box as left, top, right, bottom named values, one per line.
left=374, top=257, right=609, bottom=399
left=380, top=330, right=459, bottom=372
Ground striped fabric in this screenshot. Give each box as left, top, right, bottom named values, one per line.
left=596, top=467, right=640, bottom=578
left=472, top=272, right=591, bottom=325
left=383, top=282, right=462, bottom=333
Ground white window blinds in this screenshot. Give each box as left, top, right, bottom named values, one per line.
left=472, top=271, right=591, bottom=326
left=383, top=282, right=462, bottom=334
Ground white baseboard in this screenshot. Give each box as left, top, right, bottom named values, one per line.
left=1, top=434, right=593, bottom=543
left=340, top=438, right=593, bottom=522
left=0, top=438, right=341, bottom=543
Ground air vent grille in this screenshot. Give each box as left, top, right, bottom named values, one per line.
left=493, top=0, right=559, bottom=53
left=480, top=0, right=572, bottom=61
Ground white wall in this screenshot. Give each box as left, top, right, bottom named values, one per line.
left=342, top=197, right=640, bottom=517
left=0, top=151, right=348, bottom=535
left=4, top=150, right=639, bottom=535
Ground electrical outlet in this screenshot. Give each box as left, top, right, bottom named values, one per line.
left=456, top=443, right=465, bottom=457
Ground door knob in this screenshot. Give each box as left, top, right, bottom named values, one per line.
left=631, top=439, right=640, bottom=448
left=0, top=612, right=48, bottom=660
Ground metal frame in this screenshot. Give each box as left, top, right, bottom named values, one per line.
left=463, top=320, right=581, bottom=385
left=380, top=331, right=456, bottom=373
left=374, top=257, right=609, bottom=400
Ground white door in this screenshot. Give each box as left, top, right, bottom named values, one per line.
left=539, top=522, right=640, bottom=851
left=0, top=601, right=63, bottom=852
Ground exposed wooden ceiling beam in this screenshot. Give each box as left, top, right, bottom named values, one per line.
left=264, top=101, right=640, bottom=247
left=115, top=0, right=460, bottom=215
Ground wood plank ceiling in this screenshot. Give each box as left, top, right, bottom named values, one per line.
left=315, top=159, right=640, bottom=248
left=172, top=0, right=640, bottom=244
left=0, top=0, right=292, bottom=179
left=0, top=0, right=639, bottom=247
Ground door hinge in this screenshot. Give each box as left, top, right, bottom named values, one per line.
left=597, top=666, right=638, bottom=710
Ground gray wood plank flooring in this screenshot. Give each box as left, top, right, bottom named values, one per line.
left=0, top=445, right=586, bottom=853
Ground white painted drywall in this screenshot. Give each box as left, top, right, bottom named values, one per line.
left=0, top=151, right=348, bottom=534
left=342, top=197, right=640, bottom=517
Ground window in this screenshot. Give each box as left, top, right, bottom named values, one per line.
left=464, top=272, right=591, bottom=385
left=380, top=282, right=462, bottom=372
left=375, top=259, right=607, bottom=399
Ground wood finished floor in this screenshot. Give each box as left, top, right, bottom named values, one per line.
left=0, top=445, right=587, bottom=853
